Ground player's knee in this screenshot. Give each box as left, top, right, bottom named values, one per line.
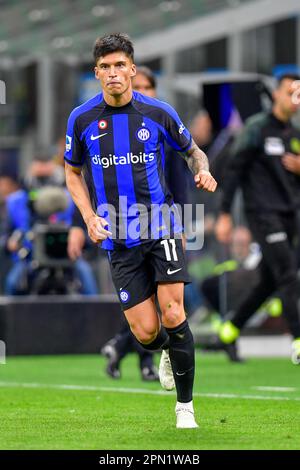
left=128, top=321, right=158, bottom=344
left=136, top=331, right=158, bottom=345
left=134, top=329, right=158, bottom=344
left=162, top=300, right=184, bottom=328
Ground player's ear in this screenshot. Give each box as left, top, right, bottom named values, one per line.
left=94, top=66, right=100, bottom=80
left=131, top=64, right=136, bottom=79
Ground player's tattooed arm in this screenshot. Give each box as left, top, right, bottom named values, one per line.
left=183, top=139, right=217, bottom=192
left=184, top=138, right=210, bottom=174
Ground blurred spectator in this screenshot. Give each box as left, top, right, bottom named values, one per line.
left=67, top=206, right=99, bottom=295
left=52, top=136, right=67, bottom=168
left=190, top=110, right=213, bottom=152
left=0, top=174, right=20, bottom=200
left=24, top=149, right=65, bottom=190
left=2, top=154, right=98, bottom=296
left=201, top=226, right=261, bottom=316
left=0, top=173, right=18, bottom=265
left=1, top=174, right=31, bottom=295
left=215, top=74, right=300, bottom=363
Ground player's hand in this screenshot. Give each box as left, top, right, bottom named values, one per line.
left=194, top=170, right=217, bottom=192
left=86, top=214, right=112, bottom=244
left=215, top=213, right=233, bottom=244
left=67, top=227, right=86, bottom=260
left=282, top=153, right=300, bottom=175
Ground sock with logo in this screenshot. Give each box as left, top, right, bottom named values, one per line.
left=166, top=319, right=195, bottom=403
left=139, top=325, right=170, bottom=351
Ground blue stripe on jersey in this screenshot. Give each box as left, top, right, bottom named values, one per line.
left=143, top=116, right=169, bottom=239
left=133, top=91, right=192, bottom=147
left=133, top=91, right=179, bottom=123
left=143, top=116, right=165, bottom=205
left=112, top=114, right=139, bottom=248
left=87, top=120, right=114, bottom=251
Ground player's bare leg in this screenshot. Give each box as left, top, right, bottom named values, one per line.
left=124, top=295, right=160, bottom=344
left=158, top=282, right=198, bottom=429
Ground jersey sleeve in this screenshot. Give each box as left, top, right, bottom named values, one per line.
left=64, top=110, right=85, bottom=167
left=160, top=103, right=192, bottom=152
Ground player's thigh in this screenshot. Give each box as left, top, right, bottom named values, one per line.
left=108, top=247, right=155, bottom=310
left=124, top=294, right=160, bottom=336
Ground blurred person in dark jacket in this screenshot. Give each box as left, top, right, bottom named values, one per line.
left=215, top=74, right=300, bottom=364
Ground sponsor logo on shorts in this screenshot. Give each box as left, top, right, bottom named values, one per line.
left=167, top=268, right=182, bottom=275
left=120, top=290, right=130, bottom=303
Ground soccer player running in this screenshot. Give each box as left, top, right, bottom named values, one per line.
left=101, top=65, right=189, bottom=382
left=65, top=33, right=217, bottom=429
left=215, top=74, right=300, bottom=364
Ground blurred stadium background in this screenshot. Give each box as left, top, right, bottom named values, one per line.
left=0, top=1, right=300, bottom=367
left=1, top=0, right=300, bottom=357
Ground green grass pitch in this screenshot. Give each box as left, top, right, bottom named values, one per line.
left=0, top=352, right=299, bottom=450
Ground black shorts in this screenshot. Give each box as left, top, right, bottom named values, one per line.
left=107, top=238, right=190, bottom=310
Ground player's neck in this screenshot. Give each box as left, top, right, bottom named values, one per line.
left=103, top=89, right=133, bottom=107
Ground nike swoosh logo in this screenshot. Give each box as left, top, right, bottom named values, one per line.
left=167, top=268, right=182, bottom=275
left=90, top=133, right=108, bottom=140
left=176, top=371, right=186, bottom=376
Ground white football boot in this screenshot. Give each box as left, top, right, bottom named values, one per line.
left=158, top=349, right=175, bottom=391
left=175, top=401, right=199, bottom=429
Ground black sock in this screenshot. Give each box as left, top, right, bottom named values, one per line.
left=138, top=326, right=170, bottom=352
left=166, top=319, right=195, bottom=403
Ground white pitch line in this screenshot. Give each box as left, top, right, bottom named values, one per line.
left=0, top=381, right=299, bottom=402
left=253, top=386, right=296, bottom=392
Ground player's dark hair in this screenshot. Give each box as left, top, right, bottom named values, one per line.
left=277, top=73, right=300, bottom=87
left=93, top=33, right=134, bottom=64
left=136, top=66, right=157, bottom=89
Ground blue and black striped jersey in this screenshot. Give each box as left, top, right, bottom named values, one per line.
left=65, top=91, right=192, bottom=250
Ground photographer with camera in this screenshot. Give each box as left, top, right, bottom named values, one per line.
left=2, top=152, right=99, bottom=295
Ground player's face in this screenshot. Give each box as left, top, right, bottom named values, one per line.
left=132, top=73, right=156, bottom=97
left=95, top=52, right=136, bottom=97
left=274, top=78, right=300, bottom=117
